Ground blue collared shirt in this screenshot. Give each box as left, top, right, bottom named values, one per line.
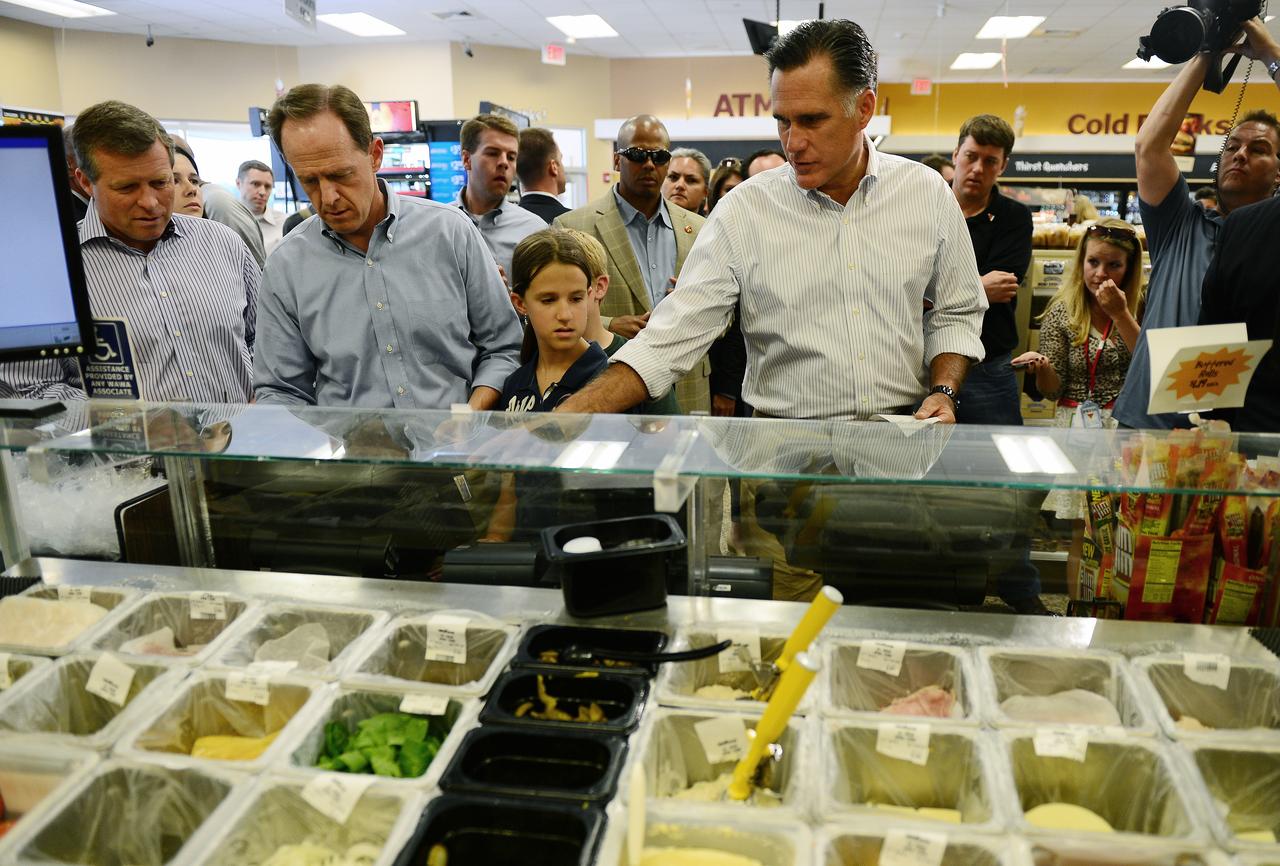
left=253, top=181, right=522, bottom=409
left=452, top=190, right=547, bottom=277
left=0, top=202, right=258, bottom=402
left=613, top=187, right=677, bottom=309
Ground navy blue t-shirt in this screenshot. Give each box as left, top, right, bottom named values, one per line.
left=499, top=341, right=609, bottom=413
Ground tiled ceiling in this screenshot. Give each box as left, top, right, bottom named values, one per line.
left=0, top=0, right=1194, bottom=81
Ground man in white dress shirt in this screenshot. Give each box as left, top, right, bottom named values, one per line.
left=237, top=159, right=286, bottom=256
left=560, top=18, right=987, bottom=423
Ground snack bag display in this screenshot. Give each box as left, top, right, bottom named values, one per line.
left=1205, top=560, right=1268, bottom=625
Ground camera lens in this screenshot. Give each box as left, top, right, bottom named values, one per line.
left=1148, top=6, right=1212, bottom=64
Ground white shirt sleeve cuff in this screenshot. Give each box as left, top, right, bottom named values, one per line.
left=610, top=339, right=673, bottom=400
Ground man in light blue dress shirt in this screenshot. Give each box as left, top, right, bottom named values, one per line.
left=452, top=114, right=545, bottom=280
left=253, top=85, right=522, bottom=410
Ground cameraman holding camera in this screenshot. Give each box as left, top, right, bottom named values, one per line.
left=1112, top=17, right=1280, bottom=431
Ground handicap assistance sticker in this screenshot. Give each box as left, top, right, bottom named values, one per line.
left=82, top=318, right=140, bottom=399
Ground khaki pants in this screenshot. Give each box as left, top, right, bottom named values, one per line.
left=738, top=478, right=825, bottom=603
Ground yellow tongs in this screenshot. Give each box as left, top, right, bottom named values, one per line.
left=750, top=585, right=842, bottom=701
left=727, top=649, right=821, bottom=801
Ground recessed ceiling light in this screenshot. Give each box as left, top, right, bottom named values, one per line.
left=975, top=16, right=1045, bottom=39
left=951, top=52, right=1003, bottom=70
left=317, top=12, right=405, bottom=37
left=2, top=0, right=114, bottom=17
left=1123, top=56, right=1171, bottom=69
left=546, top=14, right=617, bottom=39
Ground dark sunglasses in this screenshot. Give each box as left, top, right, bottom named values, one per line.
left=616, top=147, right=672, bottom=165
left=1086, top=223, right=1138, bottom=242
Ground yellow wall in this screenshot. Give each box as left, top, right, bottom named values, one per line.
left=297, top=42, right=452, bottom=119
left=0, top=17, right=62, bottom=110
left=609, top=54, right=1279, bottom=139
left=451, top=42, right=614, bottom=199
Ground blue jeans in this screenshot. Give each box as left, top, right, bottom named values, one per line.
left=955, top=352, right=1023, bottom=427
left=956, top=352, right=1041, bottom=602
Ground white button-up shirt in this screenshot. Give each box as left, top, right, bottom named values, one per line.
left=612, top=136, right=987, bottom=420
left=255, top=207, right=287, bottom=256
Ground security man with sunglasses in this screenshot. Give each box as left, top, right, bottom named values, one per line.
left=555, top=114, right=710, bottom=414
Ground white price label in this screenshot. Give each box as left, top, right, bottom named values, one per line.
left=0, top=653, right=11, bottom=690
left=880, top=829, right=947, bottom=866
left=190, top=591, right=227, bottom=621
left=716, top=628, right=761, bottom=674
left=85, top=653, right=135, bottom=707
left=226, top=671, right=271, bottom=706
left=301, top=773, right=375, bottom=824
left=857, top=640, right=908, bottom=677
left=1033, top=728, right=1089, bottom=762
left=400, top=693, right=450, bottom=716
left=57, top=585, right=94, bottom=603
left=1184, top=653, right=1231, bottom=690
left=876, top=722, right=931, bottom=766
left=425, top=614, right=469, bottom=664
left=694, top=715, right=750, bottom=764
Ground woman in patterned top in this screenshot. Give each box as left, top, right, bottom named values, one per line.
left=1014, top=218, right=1145, bottom=517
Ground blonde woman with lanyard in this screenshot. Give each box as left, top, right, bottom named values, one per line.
left=1014, top=218, right=1145, bottom=518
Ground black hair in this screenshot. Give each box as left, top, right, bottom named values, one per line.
left=764, top=18, right=878, bottom=109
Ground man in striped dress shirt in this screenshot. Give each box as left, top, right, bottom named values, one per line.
left=0, top=101, right=258, bottom=403
left=561, top=19, right=987, bottom=423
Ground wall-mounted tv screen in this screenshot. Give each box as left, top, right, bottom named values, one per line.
left=363, top=100, right=419, bottom=134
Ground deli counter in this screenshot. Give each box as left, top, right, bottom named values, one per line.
left=0, top=400, right=1276, bottom=865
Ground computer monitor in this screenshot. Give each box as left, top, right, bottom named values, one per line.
left=0, top=124, right=94, bottom=363
left=363, top=100, right=419, bottom=134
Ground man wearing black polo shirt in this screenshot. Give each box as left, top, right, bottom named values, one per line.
left=951, top=114, right=1033, bottom=426
left=1199, top=193, right=1280, bottom=433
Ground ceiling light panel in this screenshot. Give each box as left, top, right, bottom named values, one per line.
left=976, top=16, right=1045, bottom=39
left=546, top=14, right=618, bottom=38
left=317, top=12, right=405, bottom=37
left=2, top=0, right=114, bottom=17
left=951, top=52, right=1003, bottom=70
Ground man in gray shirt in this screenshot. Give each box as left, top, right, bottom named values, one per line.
left=453, top=113, right=545, bottom=278
left=253, top=84, right=521, bottom=409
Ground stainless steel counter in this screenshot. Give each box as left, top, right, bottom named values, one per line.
left=8, top=556, right=1274, bottom=663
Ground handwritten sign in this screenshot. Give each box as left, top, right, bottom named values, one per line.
left=1147, top=324, right=1271, bottom=414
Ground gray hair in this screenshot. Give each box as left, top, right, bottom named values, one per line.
left=669, top=148, right=712, bottom=183
left=71, top=100, right=173, bottom=183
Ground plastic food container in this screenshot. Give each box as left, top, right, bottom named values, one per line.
left=819, top=719, right=1005, bottom=832
left=1134, top=655, right=1280, bottom=741
left=633, top=707, right=809, bottom=818
left=90, top=591, right=253, bottom=665
left=4, top=758, right=244, bottom=866
left=0, top=651, right=186, bottom=751
left=1001, top=730, right=1202, bottom=841
left=208, top=601, right=388, bottom=680
left=658, top=624, right=816, bottom=713
left=480, top=669, right=649, bottom=735
left=817, top=821, right=1027, bottom=866
left=1183, top=741, right=1280, bottom=853
left=513, top=624, right=668, bottom=678
left=978, top=647, right=1153, bottom=734
left=287, top=685, right=474, bottom=790
left=192, top=776, right=425, bottom=866
left=441, top=724, right=627, bottom=803
left=609, top=808, right=812, bottom=866
left=115, top=669, right=324, bottom=774
left=0, top=742, right=98, bottom=863
left=825, top=639, right=976, bottom=723
left=346, top=611, right=516, bottom=696
left=0, top=584, right=138, bottom=656
left=542, top=514, right=683, bottom=617
left=0, top=653, right=50, bottom=694
left=1025, top=836, right=1235, bottom=866
left=392, top=793, right=605, bottom=866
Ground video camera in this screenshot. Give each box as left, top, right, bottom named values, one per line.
left=1137, top=0, right=1264, bottom=92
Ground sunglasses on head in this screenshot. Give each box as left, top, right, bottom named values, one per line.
left=616, top=147, right=672, bottom=165
left=1086, top=223, right=1137, bottom=242
left=718, top=157, right=742, bottom=167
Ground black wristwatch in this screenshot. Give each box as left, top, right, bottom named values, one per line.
left=929, top=384, right=960, bottom=409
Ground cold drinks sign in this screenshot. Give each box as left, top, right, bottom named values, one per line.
left=1068, top=112, right=1238, bottom=135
